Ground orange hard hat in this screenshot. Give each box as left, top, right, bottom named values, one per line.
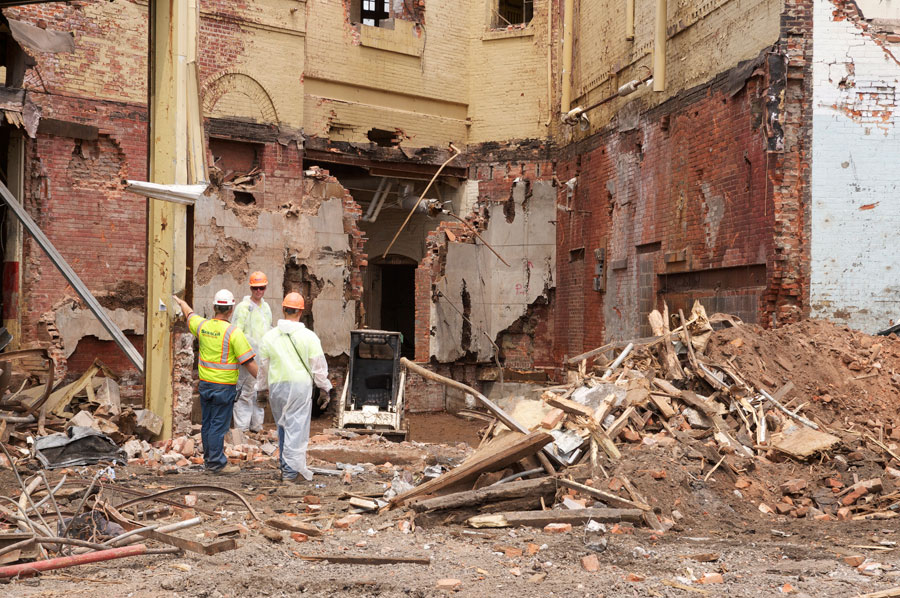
left=249, top=271, right=268, bottom=287
left=282, top=292, right=305, bottom=310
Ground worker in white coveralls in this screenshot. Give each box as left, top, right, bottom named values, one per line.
left=256, top=292, right=335, bottom=482
left=231, top=271, right=272, bottom=433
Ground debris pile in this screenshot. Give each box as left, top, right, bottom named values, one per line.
left=0, top=450, right=264, bottom=577
left=392, top=303, right=900, bottom=532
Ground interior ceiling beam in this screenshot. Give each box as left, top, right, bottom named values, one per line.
left=303, top=149, right=467, bottom=180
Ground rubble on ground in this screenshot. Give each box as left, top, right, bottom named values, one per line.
left=4, top=305, right=900, bottom=588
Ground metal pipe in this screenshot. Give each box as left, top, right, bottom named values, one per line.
left=489, top=468, right=544, bottom=486
left=0, top=544, right=148, bottom=578
left=102, top=524, right=160, bottom=547
left=545, top=0, right=554, bottom=127
left=368, top=179, right=393, bottom=223
left=560, top=0, right=576, bottom=113
left=602, top=342, right=634, bottom=379
left=653, top=0, right=667, bottom=91
left=626, top=0, right=635, bottom=39
left=362, top=177, right=387, bottom=222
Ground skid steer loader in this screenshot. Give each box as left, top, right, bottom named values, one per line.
left=334, top=329, right=408, bottom=440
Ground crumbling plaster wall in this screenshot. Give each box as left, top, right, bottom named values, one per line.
left=431, top=180, right=556, bottom=362
left=810, top=0, right=900, bottom=331
left=193, top=175, right=363, bottom=357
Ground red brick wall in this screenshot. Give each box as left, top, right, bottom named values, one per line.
left=21, top=95, right=149, bottom=379
left=553, top=70, right=775, bottom=361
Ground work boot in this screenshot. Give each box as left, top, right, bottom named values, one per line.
left=210, top=463, right=240, bottom=475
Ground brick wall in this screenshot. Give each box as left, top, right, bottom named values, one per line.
left=553, top=64, right=775, bottom=360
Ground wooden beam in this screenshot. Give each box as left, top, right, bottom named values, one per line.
left=410, top=477, right=557, bottom=512
left=146, top=0, right=203, bottom=439
left=556, top=478, right=649, bottom=511
left=389, top=430, right=553, bottom=507
left=401, top=358, right=559, bottom=473
left=468, top=507, right=644, bottom=528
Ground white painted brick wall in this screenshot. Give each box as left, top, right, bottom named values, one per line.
left=810, top=0, right=900, bottom=332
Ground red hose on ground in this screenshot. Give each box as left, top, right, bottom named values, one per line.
left=0, top=544, right=148, bottom=578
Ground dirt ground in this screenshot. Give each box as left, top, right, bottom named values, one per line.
left=5, top=321, right=900, bottom=597
left=4, top=428, right=900, bottom=596
left=3, top=447, right=899, bottom=598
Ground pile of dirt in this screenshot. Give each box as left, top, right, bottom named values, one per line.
left=707, top=319, right=900, bottom=431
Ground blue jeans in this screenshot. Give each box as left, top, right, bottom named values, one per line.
left=277, top=426, right=298, bottom=480
left=199, top=380, right=237, bottom=471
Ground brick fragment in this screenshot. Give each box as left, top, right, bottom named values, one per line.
left=334, top=514, right=362, bottom=529
left=581, top=554, right=600, bottom=572
left=780, top=478, right=808, bottom=495
left=543, top=523, right=572, bottom=534
left=436, top=578, right=461, bottom=591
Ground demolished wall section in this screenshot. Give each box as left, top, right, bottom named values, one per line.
left=194, top=161, right=365, bottom=359
left=20, top=94, right=148, bottom=384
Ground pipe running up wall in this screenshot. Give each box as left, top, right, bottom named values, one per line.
left=653, top=0, right=667, bottom=91
left=560, top=0, right=576, bottom=114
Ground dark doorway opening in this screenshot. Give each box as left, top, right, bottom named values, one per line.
left=379, top=264, right=415, bottom=358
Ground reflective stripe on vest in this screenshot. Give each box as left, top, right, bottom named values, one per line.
left=199, top=360, right=239, bottom=370
left=221, top=324, right=236, bottom=363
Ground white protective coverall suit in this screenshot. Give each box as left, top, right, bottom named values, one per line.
left=231, top=295, right=272, bottom=432
left=256, top=319, right=332, bottom=480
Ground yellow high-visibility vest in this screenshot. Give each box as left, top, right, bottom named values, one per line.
left=188, top=313, right=255, bottom=385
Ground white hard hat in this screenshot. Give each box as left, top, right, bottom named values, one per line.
left=213, top=289, right=235, bottom=307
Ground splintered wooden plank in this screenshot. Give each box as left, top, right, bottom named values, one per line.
left=556, top=478, right=649, bottom=511
left=410, top=476, right=557, bottom=512
left=389, top=431, right=553, bottom=507
left=265, top=517, right=323, bottom=536
left=467, top=507, right=644, bottom=528
left=544, top=394, right=595, bottom=419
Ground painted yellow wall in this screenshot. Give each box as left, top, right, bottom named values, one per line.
left=569, top=0, right=783, bottom=134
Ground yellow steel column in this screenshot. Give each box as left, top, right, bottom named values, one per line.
left=145, top=0, right=199, bottom=439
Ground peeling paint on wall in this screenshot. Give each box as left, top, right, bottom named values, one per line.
left=431, top=180, right=556, bottom=362
left=810, top=0, right=900, bottom=332
left=700, top=182, right=726, bottom=249
left=193, top=177, right=364, bottom=357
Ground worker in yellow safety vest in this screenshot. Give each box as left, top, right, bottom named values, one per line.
left=231, top=271, right=272, bottom=433
left=173, top=290, right=258, bottom=475
left=256, top=292, right=334, bottom=482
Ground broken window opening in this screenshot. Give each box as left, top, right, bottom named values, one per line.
left=493, top=0, right=533, bottom=28
left=349, top=0, right=392, bottom=27
left=232, top=190, right=256, bottom=206
left=209, top=137, right=261, bottom=184
left=367, top=128, right=401, bottom=148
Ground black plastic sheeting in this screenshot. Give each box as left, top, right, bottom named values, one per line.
left=34, top=426, right=126, bottom=469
